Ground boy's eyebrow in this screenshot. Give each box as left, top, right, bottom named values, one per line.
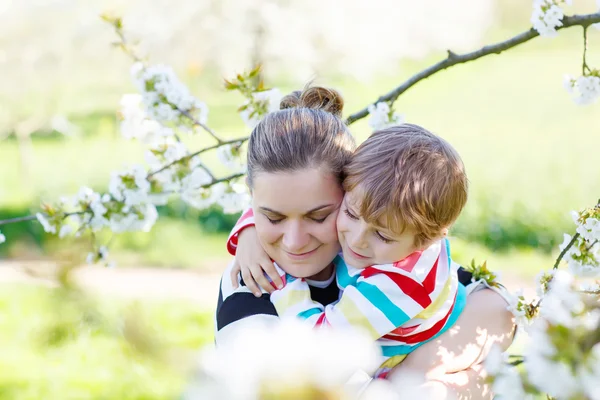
left=259, top=204, right=335, bottom=215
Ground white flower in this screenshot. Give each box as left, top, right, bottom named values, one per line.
left=216, top=144, right=245, bottom=172
left=131, top=63, right=208, bottom=125
left=485, top=344, right=509, bottom=376
left=566, top=75, right=600, bottom=105
left=367, top=102, right=404, bottom=131
left=182, top=168, right=212, bottom=190
left=531, top=0, right=564, bottom=37
left=119, top=94, right=174, bottom=143
left=86, top=252, right=95, bottom=265
left=109, top=165, right=151, bottom=207
left=0, top=230, right=5, bottom=244
left=163, top=141, right=188, bottom=164
left=197, top=318, right=381, bottom=399
left=563, top=74, right=575, bottom=93
left=505, top=289, right=531, bottom=328
left=58, top=224, right=73, bottom=238
left=580, top=344, right=600, bottom=400
left=491, top=366, right=526, bottom=400
left=216, top=186, right=251, bottom=214
left=539, top=270, right=584, bottom=327
left=535, top=269, right=556, bottom=297
left=578, top=217, right=600, bottom=243
left=240, top=88, right=282, bottom=129
left=36, top=213, right=56, bottom=234
left=579, top=281, right=600, bottom=293
left=181, top=187, right=216, bottom=210
left=108, top=203, right=158, bottom=233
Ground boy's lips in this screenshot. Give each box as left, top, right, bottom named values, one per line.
left=346, top=245, right=369, bottom=260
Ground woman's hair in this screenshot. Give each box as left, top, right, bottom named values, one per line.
left=246, top=85, right=356, bottom=188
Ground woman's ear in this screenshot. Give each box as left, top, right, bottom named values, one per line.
left=441, top=228, right=449, bottom=237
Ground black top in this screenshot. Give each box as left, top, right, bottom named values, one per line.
left=216, top=267, right=473, bottom=333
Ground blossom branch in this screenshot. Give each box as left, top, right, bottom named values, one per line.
left=345, top=11, right=600, bottom=125
left=200, top=172, right=246, bottom=189
left=554, top=232, right=581, bottom=269
left=582, top=26, right=590, bottom=75
left=0, top=211, right=84, bottom=228
left=146, top=138, right=247, bottom=178
left=176, top=107, right=224, bottom=144
left=0, top=214, right=39, bottom=226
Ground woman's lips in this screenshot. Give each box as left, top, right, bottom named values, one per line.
left=284, top=245, right=321, bottom=260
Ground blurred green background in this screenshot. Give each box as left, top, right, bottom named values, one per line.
left=1, top=0, right=599, bottom=398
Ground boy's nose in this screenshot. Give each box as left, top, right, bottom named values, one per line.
left=349, top=225, right=369, bottom=250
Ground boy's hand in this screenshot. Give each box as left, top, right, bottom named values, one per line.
left=230, top=226, right=284, bottom=297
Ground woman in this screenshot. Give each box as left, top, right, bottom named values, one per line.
left=216, top=85, right=514, bottom=398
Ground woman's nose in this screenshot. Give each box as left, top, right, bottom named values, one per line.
left=282, top=220, right=310, bottom=252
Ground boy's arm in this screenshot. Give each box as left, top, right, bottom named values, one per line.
left=226, top=207, right=283, bottom=295
left=227, top=208, right=255, bottom=256
left=271, top=268, right=436, bottom=341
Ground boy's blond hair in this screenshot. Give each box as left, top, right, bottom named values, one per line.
left=343, top=124, right=468, bottom=248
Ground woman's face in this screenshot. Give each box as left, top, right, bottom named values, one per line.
left=251, top=167, right=343, bottom=279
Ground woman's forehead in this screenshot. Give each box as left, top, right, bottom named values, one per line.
left=252, top=168, right=343, bottom=213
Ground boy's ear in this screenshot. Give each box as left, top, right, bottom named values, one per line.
left=441, top=228, right=449, bottom=237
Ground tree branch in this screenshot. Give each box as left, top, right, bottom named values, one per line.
left=0, top=211, right=84, bottom=227
left=0, top=214, right=38, bottom=226
left=345, top=11, right=600, bottom=125
left=146, top=137, right=248, bottom=178
left=554, top=233, right=580, bottom=269
left=176, top=107, right=223, bottom=144
left=582, top=26, right=590, bottom=75
left=200, top=172, right=246, bottom=189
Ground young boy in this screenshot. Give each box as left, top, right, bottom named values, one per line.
left=228, top=124, right=469, bottom=378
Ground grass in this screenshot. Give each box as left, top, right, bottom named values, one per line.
left=0, top=284, right=213, bottom=400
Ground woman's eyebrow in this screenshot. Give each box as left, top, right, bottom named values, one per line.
left=258, top=207, right=284, bottom=216
left=259, top=204, right=334, bottom=215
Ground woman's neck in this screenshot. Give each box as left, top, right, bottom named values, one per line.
left=306, top=262, right=334, bottom=282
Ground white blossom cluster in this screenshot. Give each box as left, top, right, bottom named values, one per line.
left=558, top=207, right=600, bottom=278
left=564, top=74, right=600, bottom=105
left=505, top=288, right=538, bottom=330
left=216, top=144, right=246, bottom=173
left=490, top=270, right=600, bottom=400
left=185, top=318, right=384, bottom=400
left=120, top=93, right=175, bottom=143
left=367, top=102, right=405, bottom=131
left=531, top=0, right=569, bottom=37
left=239, top=88, right=282, bottom=129
left=131, top=62, right=208, bottom=127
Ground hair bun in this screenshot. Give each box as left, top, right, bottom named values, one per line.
left=280, top=85, right=344, bottom=118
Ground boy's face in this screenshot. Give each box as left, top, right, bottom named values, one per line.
left=337, top=190, right=420, bottom=269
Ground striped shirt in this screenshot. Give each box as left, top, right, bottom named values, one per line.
left=224, top=208, right=467, bottom=377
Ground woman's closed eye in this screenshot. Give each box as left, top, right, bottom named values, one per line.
left=264, top=214, right=285, bottom=224
left=309, top=213, right=330, bottom=223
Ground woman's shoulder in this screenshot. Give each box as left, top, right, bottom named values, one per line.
left=215, top=260, right=279, bottom=343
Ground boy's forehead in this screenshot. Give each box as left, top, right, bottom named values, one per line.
left=346, top=187, right=411, bottom=236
